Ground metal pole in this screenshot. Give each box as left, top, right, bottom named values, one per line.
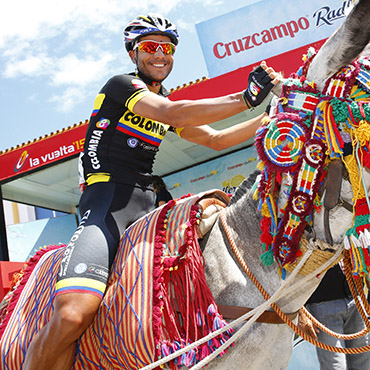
left=0, top=186, right=9, bottom=261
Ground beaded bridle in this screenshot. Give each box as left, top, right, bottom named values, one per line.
left=256, top=47, right=370, bottom=278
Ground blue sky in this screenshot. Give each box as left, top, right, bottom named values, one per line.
left=0, top=0, right=261, bottom=152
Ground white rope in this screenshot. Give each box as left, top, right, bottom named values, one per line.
left=189, top=247, right=314, bottom=370
left=139, top=240, right=343, bottom=369
left=191, top=241, right=343, bottom=370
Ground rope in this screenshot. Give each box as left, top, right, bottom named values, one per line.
left=220, top=212, right=370, bottom=355
left=301, top=251, right=370, bottom=341
left=187, top=213, right=344, bottom=369
left=189, top=215, right=317, bottom=370
left=139, top=213, right=320, bottom=370
left=140, top=209, right=366, bottom=369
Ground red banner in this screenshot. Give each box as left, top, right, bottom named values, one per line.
left=0, top=122, right=88, bottom=183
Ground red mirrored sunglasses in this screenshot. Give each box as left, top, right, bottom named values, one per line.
left=134, top=40, right=176, bottom=55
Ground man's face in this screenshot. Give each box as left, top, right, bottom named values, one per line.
left=130, top=34, right=174, bottom=83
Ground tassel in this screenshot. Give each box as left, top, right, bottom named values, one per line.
left=260, top=250, right=274, bottom=266
left=363, top=151, right=370, bottom=169
left=207, top=303, right=216, bottom=316
left=350, top=235, right=361, bottom=277
left=185, top=350, right=196, bottom=367
left=196, top=309, right=202, bottom=326
left=213, top=315, right=221, bottom=331
left=201, top=344, right=210, bottom=359
left=261, top=202, right=271, bottom=217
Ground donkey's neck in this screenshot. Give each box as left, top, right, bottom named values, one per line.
left=211, top=179, right=323, bottom=313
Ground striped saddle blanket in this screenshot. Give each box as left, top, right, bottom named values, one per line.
left=0, top=190, right=232, bottom=370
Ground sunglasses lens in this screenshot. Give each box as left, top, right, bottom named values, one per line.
left=160, top=43, right=175, bottom=55
left=137, top=41, right=175, bottom=55
left=138, top=42, right=157, bottom=53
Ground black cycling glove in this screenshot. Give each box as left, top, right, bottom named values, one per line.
left=242, top=65, right=274, bottom=108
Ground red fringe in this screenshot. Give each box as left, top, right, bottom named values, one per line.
left=152, top=199, right=176, bottom=362
left=153, top=198, right=233, bottom=369
left=0, top=244, right=65, bottom=339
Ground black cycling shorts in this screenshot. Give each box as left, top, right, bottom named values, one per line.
left=55, top=182, right=155, bottom=298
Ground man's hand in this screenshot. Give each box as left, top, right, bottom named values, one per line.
left=242, top=61, right=279, bottom=108
left=298, top=308, right=319, bottom=340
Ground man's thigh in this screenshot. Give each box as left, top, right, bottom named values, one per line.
left=307, top=300, right=347, bottom=370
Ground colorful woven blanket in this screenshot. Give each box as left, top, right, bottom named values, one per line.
left=0, top=191, right=232, bottom=370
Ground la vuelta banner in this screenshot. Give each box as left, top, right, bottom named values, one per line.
left=0, top=123, right=88, bottom=183
left=196, top=0, right=353, bottom=78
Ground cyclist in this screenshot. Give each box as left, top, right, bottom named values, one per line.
left=24, top=13, right=279, bottom=370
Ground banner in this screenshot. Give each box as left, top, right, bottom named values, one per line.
left=196, top=0, right=352, bottom=78
left=163, top=146, right=258, bottom=199
left=0, top=122, right=87, bottom=183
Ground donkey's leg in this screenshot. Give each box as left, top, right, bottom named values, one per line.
left=23, top=292, right=101, bottom=370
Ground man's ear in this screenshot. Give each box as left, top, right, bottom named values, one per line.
left=129, top=50, right=137, bottom=64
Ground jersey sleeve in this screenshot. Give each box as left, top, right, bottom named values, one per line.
left=168, top=126, right=184, bottom=137
left=102, top=74, right=151, bottom=111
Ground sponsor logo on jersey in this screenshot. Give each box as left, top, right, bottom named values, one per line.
left=59, top=210, right=91, bottom=277
left=74, top=263, right=88, bottom=274
left=96, top=118, right=110, bottom=129
left=131, top=79, right=147, bottom=90
left=127, top=137, right=139, bottom=148
left=117, top=111, right=169, bottom=146
left=87, top=130, right=103, bottom=170
left=88, top=265, right=109, bottom=279
left=140, top=142, right=158, bottom=152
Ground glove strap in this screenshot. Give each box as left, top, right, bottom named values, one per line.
left=241, top=92, right=253, bottom=109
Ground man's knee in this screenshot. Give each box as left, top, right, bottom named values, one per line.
left=52, top=294, right=101, bottom=340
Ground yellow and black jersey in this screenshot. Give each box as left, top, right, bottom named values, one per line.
left=80, top=73, right=181, bottom=188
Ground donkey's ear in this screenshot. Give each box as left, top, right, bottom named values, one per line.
left=307, top=0, right=370, bottom=89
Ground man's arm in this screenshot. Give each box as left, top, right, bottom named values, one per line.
left=178, top=112, right=267, bottom=151
left=132, top=62, right=279, bottom=128
left=133, top=90, right=248, bottom=128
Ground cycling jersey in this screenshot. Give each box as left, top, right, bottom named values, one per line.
left=79, top=73, right=182, bottom=189
left=56, top=73, right=182, bottom=298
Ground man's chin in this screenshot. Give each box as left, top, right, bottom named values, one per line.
left=151, top=73, right=169, bottom=83
left=150, top=68, right=172, bottom=83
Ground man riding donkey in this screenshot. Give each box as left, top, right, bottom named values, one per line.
left=23, top=13, right=279, bottom=370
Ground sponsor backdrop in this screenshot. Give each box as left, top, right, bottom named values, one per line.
left=163, top=146, right=258, bottom=198
left=196, top=0, right=352, bottom=78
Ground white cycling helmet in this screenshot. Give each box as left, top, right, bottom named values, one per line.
left=123, top=14, right=179, bottom=52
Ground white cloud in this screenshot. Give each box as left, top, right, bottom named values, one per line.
left=0, top=0, right=216, bottom=48
left=0, top=0, right=184, bottom=48
left=0, top=0, right=120, bottom=46
left=0, top=0, right=231, bottom=112
left=51, top=53, right=115, bottom=86
left=3, top=54, right=53, bottom=78
left=49, top=86, right=87, bottom=112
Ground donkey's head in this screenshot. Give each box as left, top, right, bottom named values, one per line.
left=257, top=0, right=370, bottom=273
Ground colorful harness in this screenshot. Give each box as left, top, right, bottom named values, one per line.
left=256, top=47, right=370, bottom=278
